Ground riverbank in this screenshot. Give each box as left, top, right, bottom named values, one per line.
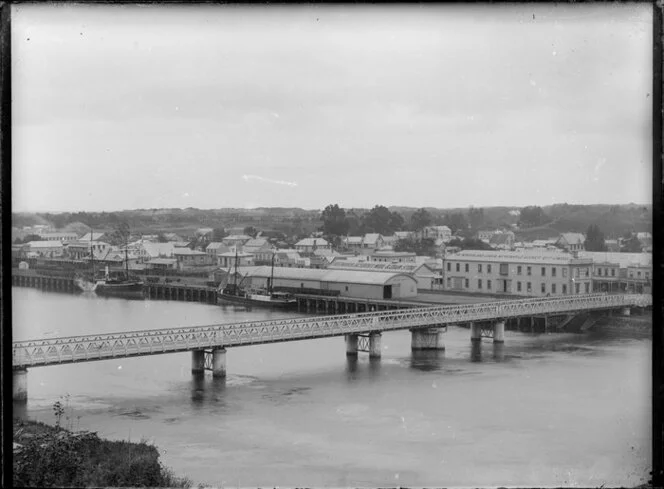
left=13, top=418, right=193, bottom=488
left=590, top=313, right=652, bottom=337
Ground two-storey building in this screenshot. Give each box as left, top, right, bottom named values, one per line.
left=443, top=250, right=593, bottom=296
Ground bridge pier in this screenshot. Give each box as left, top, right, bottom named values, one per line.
left=191, top=350, right=205, bottom=374
left=621, top=307, right=631, bottom=316
left=13, top=368, right=28, bottom=402
left=493, top=320, right=505, bottom=343
left=212, top=348, right=226, bottom=378
left=411, top=327, right=445, bottom=350
left=345, top=334, right=359, bottom=356
left=470, top=322, right=481, bottom=341
left=369, top=332, right=382, bottom=358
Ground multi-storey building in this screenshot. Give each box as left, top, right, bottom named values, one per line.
left=443, top=250, right=593, bottom=296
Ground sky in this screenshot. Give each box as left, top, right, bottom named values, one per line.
left=11, top=3, right=653, bottom=213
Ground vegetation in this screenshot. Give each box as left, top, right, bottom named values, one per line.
left=13, top=418, right=193, bottom=488
left=394, top=237, right=438, bottom=256
left=518, top=205, right=550, bottom=228
left=446, top=237, right=494, bottom=251
left=585, top=224, right=608, bottom=252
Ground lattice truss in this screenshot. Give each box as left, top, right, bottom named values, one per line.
left=13, top=294, right=651, bottom=367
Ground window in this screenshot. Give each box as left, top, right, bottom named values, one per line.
left=611, top=269, right=615, bottom=277
left=478, top=264, right=483, bottom=273
left=487, top=264, right=492, bottom=273
left=447, top=277, right=451, bottom=288
left=527, top=266, right=532, bottom=276
left=527, top=282, right=532, bottom=293
left=499, top=263, right=509, bottom=276
left=584, top=283, right=589, bottom=293
left=562, top=268, right=567, bottom=278
left=487, top=279, right=492, bottom=290
left=552, top=267, right=557, bottom=277
left=563, top=284, right=567, bottom=294
left=585, top=269, right=589, bottom=277
left=552, top=283, right=556, bottom=294
left=575, top=283, right=580, bottom=294
left=478, top=279, right=482, bottom=289
left=541, top=283, right=546, bottom=294
left=517, top=281, right=522, bottom=292
left=517, top=265, right=522, bottom=275
left=465, top=278, right=469, bottom=288
left=465, top=263, right=469, bottom=273
left=597, top=268, right=602, bottom=276
left=456, top=263, right=460, bottom=272
left=637, top=271, right=641, bottom=277
left=541, top=267, right=546, bottom=276
left=447, top=262, right=451, bottom=271
left=574, top=268, right=579, bottom=277
left=345, top=285, right=348, bottom=291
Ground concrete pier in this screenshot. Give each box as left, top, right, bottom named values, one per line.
left=493, top=320, right=505, bottom=343
left=191, top=350, right=205, bottom=374
left=621, top=307, right=631, bottom=316
left=345, top=334, right=359, bottom=356
left=13, top=368, right=28, bottom=402
left=470, top=322, right=481, bottom=341
left=368, top=332, right=382, bottom=358
left=411, top=327, right=445, bottom=350
left=212, top=348, right=227, bottom=378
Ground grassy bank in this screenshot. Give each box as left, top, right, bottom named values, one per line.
left=13, top=418, right=193, bottom=488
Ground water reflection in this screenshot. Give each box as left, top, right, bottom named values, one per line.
left=190, top=372, right=207, bottom=406
left=470, top=341, right=482, bottom=362
left=492, top=342, right=505, bottom=362
left=13, top=401, right=28, bottom=421
left=344, top=356, right=382, bottom=382
left=410, top=350, right=445, bottom=371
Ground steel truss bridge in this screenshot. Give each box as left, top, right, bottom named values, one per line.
left=13, top=293, right=651, bottom=369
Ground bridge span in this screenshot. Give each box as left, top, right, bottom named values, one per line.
left=12, top=293, right=651, bottom=401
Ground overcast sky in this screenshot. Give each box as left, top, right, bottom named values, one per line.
left=12, top=4, right=653, bottom=213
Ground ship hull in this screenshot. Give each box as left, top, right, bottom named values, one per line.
left=217, top=292, right=297, bottom=309
left=95, top=282, right=145, bottom=300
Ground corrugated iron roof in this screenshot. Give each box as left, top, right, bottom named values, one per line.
left=247, top=266, right=417, bottom=285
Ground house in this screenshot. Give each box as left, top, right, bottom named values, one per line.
left=555, top=233, right=586, bottom=252
left=381, top=235, right=398, bottom=249
left=79, top=232, right=111, bottom=243
left=295, top=238, right=331, bottom=254
left=489, top=231, right=515, bottom=250
left=242, top=238, right=273, bottom=263
left=66, top=240, right=112, bottom=260
left=217, top=250, right=254, bottom=269
left=141, top=242, right=175, bottom=261
left=196, top=227, right=214, bottom=238
left=423, top=226, right=452, bottom=242
left=369, top=250, right=417, bottom=263
left=476, top=230, right=495, bottom=243
left=206, top=242, right=231, bottom=262
left=274, top=249, right=306, bottom=268
left=394, top=231, right=414, bottom=241
left=636, top=232, right=652, bottom=252
left=604, top=239, right=621, bottom=252
left=222, top=235, right=252, bottom=248
left=23, top=241, right=64, bottom=258
left=342, top=236, right=364, bottom=252
left=163, top=232, right=186, bottom=243
left=37, top=232, right=79, bottom=242
left=145, top=258, right=178, bottom=271
left=328, top=260, right=438, bottom=290
left=443, top=249, right=594, bottom=296
left=361, top=234, right=384, bottom=254
left=173, top=248, right=213, bottom=271
left=579, top=251, right=652, bottom=294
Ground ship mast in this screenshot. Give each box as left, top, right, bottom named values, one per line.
left=269, top=251, right=275, bottom=294
left=90, top=226, right=94, bottom=279
left=233, top=246, right=239, bottom=290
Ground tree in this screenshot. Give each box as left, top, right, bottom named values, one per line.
left=394, top=237, right=437, bottom=256
left=585, top=224, right=607, bottom=252
left=109, top=222, right=130, bottom=246
left=212, top=228, right=227, bottom=242
left=156, top=233, right=169, bottom=243
left=320, top=204, right=349, bottom=236
left=243, top=226, right=258, bottom=238
left=361, top=205, right=404, bottom=235
left=468, top=207, right=485, bottom=232
left=447, top=237, right=493, bottom=251
left=410, top=208, right=432, bottom=238
left=21, top=234, right=42, bottom=243
left=519, top=206, right=549, bottom=228
left=443, top=213, right=468, bottom=234
left=621, top=234, right=642, bottom=253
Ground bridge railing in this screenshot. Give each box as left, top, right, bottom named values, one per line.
left=13, top=293, right=651, bottom=367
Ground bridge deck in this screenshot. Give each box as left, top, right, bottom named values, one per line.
left=13, top=293, right=651, bottom=368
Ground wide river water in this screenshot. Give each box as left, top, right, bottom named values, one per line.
left=13, top=287, right=651, bottom=487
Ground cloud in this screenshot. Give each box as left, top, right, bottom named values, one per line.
left=242, top=175, right=298, bottom=187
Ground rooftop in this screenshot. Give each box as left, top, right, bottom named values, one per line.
left=247, top=266, right=417, bottom=286
left=448, top=250, right=593, bottom=265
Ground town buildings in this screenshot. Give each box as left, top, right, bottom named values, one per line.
left=443, top=250, right=593, bottom=296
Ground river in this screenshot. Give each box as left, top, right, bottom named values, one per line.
left=12, top=287, right=651, bottom=487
